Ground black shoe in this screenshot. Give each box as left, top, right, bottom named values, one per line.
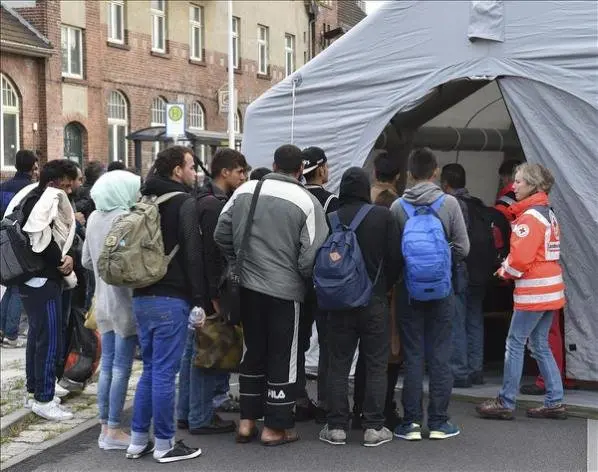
left=295, top=399, right=317, bottom=422
left=189, top=414, right=236, bottom=435
left=520, top=384, right=546, bottom=395
left=315, top=406, right=328, bottom=425
left=126, top=440, right=155, bottom=459
left=154, top=440, right=202, bottom=463
left=470, top=372, right=485, bottom=385
left=453, top=377, right=472, bottom=388
left=177, top=419, right=189, bottom=430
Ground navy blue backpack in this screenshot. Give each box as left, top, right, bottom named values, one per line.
left=313, top=205, right=379, bottom=310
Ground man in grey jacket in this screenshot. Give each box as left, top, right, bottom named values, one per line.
left=214, top=144, right=327, bottom=446
left=390, top=148, right=469, bottom=442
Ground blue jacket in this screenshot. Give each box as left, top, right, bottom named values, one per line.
left=0, top=172, right=33, bottom=218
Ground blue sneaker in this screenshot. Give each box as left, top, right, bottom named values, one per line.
left=429, top=422, right=460, bottom=440
left=394, top=423, right=422, bottom=441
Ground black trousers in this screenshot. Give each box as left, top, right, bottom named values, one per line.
left=297, top=288, right=316, bottom=403
left=239, top=288, right=300, bottom=430
left=327, top=295, right=389, bottom=430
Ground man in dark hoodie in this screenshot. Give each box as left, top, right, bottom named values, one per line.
left=177, top=148, right=247, bottom=435
left=75, top=161, right=104, bottom=221
left=319, top=167, right=401, bottom=448
left=390, top=148, right=469, bottom=442
left=127, top=146, right=204, bottom=464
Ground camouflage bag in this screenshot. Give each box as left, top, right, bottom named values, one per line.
left=194, top=314, right=243, bottom=371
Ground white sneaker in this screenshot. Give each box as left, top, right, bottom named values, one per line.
left=54, top=382, right=70, bottom=398
left=32, top=400, right=73, bottom=421
left=24, top=394, right=61, bottom=409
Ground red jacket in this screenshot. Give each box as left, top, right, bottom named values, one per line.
left=497, top=192, right=565, bottom=312
left=495, top=183, right=517, bottom=222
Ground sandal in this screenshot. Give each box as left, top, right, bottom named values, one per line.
left=236, top=426, right=259, bottom=444
left=261, top=430, right=299, bottom=447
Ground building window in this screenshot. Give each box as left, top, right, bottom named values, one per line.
left=189, top=5, right=204, bottom=61
left=285, top=34, right=295, bottom=76
left=188, top=101, right=205, bottom=130
left=107, top=91, right=128, bottom=164
left=356, top=0, right=366, bottom=12
left=64, top=122, right=84, bottom=166
left=61, top=25, right=83, bottom=78
left=151, top=96, right=167, bottom=157
left=151, top=0, right=166, bottom=53
left=234, top=110, right=241, bottom=134
left=257, top=25, right=269, bottom=75
left=232, top=16, right=240, bottom=69
left=1, top=74, right=19, bottom=169
left=108, top=0, right=125, bottom=44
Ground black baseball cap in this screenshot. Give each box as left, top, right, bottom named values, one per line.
left=301, top=147, right=327, bottom=175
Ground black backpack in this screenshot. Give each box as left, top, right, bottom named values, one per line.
left=461, top=196, right=507, bottom=286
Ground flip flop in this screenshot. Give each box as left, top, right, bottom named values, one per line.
left=236, top=426, right=259, bottom=444
left=261, top=431, right=299, bottom=447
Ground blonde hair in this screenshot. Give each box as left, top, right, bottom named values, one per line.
left=515, top=163, right=555, bottom=194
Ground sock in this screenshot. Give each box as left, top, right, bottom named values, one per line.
left=130, top=431, right=149, bottom=447
left=155, top=438, right=173, bottom=454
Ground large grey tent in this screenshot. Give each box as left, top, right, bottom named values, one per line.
left=241, top=1, right=598, bottom=381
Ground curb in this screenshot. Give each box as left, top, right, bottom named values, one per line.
left=0, top=409, right=32, bottom=437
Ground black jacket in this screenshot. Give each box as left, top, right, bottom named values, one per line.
left=335, top=167, right=402, bottom=295
left=195, top=179, right=229, bottom=313
left=134, top=176, right=207, bottom=309
left=75, top=184, right=95, bottom=220
left=306, top=184, right=339, bottom=214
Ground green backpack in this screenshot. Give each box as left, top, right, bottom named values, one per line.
left=97, top=192, right=184, bottom=288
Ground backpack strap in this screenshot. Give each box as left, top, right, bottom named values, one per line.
left=323, top=194, right=337, bottom=213
left=328, top=211, right=343, bottom=232
left=237, top=179, right=265, bottom=271
left=154, top=191, right=185, bottom=205
left=399, top=199, right=416, bottom=219
left=348, top=204, right=374, bottom=231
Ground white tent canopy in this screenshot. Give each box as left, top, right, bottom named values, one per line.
left=241, top=1, right=598, bottom=380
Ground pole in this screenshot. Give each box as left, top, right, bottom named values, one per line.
left=227, top=0, right=235, bottom=149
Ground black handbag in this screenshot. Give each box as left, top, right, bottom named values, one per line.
left=220, top=179, right=264, bottom=325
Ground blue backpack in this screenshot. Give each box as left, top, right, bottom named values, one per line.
left=400, top=196, right=452, bottom=301
left=314, top=205, right=379, bottom=310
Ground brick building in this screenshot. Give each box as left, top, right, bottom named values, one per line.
left=1, top=0, right=365, bottom=176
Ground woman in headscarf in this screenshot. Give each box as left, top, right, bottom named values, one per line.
left=82, top=170, right=141, bottom=449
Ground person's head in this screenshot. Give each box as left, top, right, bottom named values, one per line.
left=73, top=165, right=84, bottom=192
left=154, top=145, right=196, bottom=187
left=210, top=148, right=248, bottom=193
left=301, top=146, right=329, bottom=185
left=273, top=144, right=304, bottom=179
left=90, top=170, right=141, bottom=212
left=499, top=159, right=521, bottom=187
left=374, top=189, right=398, bottom=209
left=513, top=163, right=555, bottom=201
left=250, top=167, right=272, bottom=181
left=408, top=147, right=438, bottom=182
left=374, top=151, right=400, bottom=185
left=440, top=163, right=466, bottom=193
left=15, top=149, right=39, bottom=179
left=107, top=161, right=126, bottom=172
left=339, top=167, right=371, bottom=203
left=38, top=159, right=79, bottom=195
left=84, top=161, right=104, bottom=186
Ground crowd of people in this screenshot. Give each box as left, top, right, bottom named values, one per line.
left=0, top=143, right=569, bottom=463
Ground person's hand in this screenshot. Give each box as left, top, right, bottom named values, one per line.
left=75, top=212, right=86, bottom=225
left=58, top=255, right=74, bottom=274
left=211, top=299, right=221, bottom=314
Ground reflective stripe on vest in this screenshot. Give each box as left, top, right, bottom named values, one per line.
left=513, top=290, right=565, bottom=304
left=515, top=274, right=563, bottom=288
left=503, top=261, right=523, bottom=278
left=498, top=195, right=516, bottom=206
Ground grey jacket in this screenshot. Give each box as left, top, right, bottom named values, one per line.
left=390, top=181, right=470, bottom=261
left=214, top=173, right=328, bottom=302
left=82, top=210, right=136, bottom=338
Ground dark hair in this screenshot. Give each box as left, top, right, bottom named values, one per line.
left=374, top=189, right=398, bottom=209
left=250, top=167, right=272, bottom=181
left=441, top=163, right=466, bottom=189
left=107, top=161, right=126, bottom=172
left=211, top=148, right=248, bottom=178
left=154, top=145, right=194, bottom=178
left=274, top=144, right=303, bottom=174
left=84, top=161, right=104, bottom=185
left=499, top=159, right=522, bottom=177
left=408, top=147, right=438, bottom=181
left=15, top=150, right=38, bottom=173
left=38, top=159, right=79, bottom=188
left=374, top=151, right=400, bottom=183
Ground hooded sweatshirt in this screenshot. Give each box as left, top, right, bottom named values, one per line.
left=82, top=171, right=141, bottom=337
left=336, top=167, right=402, bottom=295
left=390, top=181, right=470, bottom=261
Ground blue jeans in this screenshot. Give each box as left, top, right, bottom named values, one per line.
left=399, top=286, right=454, bottom=429
left=97, top=331, right=137, bottom=427
left=499, top=310, right=563, bottom=409
left=177, top=329, right=225, bottom=428
left=1, top=286, right=23, bottom=340
left=451, top=285, right=486, bottom=380
left=212, top=374, right=230, bottom=408
left=131, top=296, right=189, bottom=448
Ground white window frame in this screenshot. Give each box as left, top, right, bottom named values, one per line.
left=232, top=16, right=240, bottom=69
left=234, top=110, right=241, bottom=134
left=189, top=5, right=203, bottom=61
left=151, top=96, right=167, bottom=157
left=151, top=0, right=166, bottom=53
left=285, top=33, right=295, bottom=76
left=107, top=90, right=128, bottom=165
left=1, top=74, right=20, bottom=170
left=107, top=0, right=125, bottom=44
left=61, top=25, right=83, bottom=79
left=189, top=101, right=206, bottom=163
left=257, top=25, right=269, bottom=75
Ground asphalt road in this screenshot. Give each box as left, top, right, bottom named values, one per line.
left=6, top=397, right=586, bottom=472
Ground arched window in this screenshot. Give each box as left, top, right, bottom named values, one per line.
left=1, top=74, right=20, bottom=169
left=188, top=101, right=205, bottom=131
left=107, top=90, right=128, bottom=164
left=151, top=96, right=167, bottom=157
left=64, top=122, right=84, bottom=166
left=234, top=109, right=242, bottom=134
